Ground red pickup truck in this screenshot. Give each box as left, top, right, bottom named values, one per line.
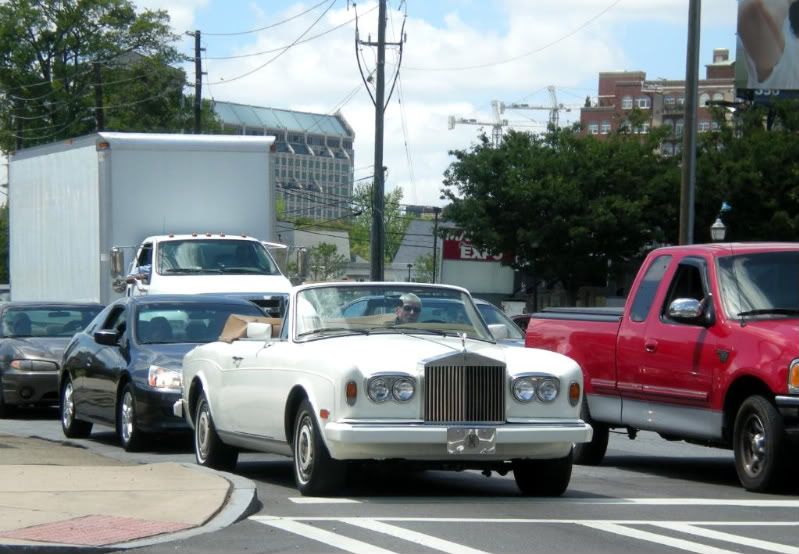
left=525, top=243, right=799, bottom=492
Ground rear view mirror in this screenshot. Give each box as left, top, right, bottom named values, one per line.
left=110, top=248, right=125, bottom=278
left=246, top=322, right=272, bottom=340
left=94, top=329, right=119, bottom=346
left=488, top=323, right=510, bottom=340
left=668, top=298, right=703, bottom=320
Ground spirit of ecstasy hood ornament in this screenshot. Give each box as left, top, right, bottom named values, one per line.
left=460, top=332, right=467, bottom=352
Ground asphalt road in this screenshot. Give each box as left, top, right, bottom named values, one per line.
left=2, top=410, right=798, bottom=554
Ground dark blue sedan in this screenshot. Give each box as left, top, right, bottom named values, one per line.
left=58, top=295, right=265, bottom=451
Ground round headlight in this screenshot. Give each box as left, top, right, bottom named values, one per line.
left=537, top=378, right=559, bottom=402
left=392, top=378, right=415, bottom=402
left=513, top=378, right=536, bottom=402
left=368, top=378, right=391, bottom=402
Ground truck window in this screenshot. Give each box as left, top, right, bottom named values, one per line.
left=136, top=244, right=152, bottom=267
left=629, top=255, right=671, bottom=322
left=661, top=260, right=707, bottom=322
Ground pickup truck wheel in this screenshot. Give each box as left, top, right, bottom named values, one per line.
left=513, top=449, right=573, bottom=496
left=118, top=384, right=147, bottom=452
left=733, top=395, right=788, bottom=492
left=293, top=399, right=346, bottom=496
left=60, top=377, right=92, bottom=438
left=194, top=392, right=238, bottom=471
left=573, top=401, right=608, bottom=465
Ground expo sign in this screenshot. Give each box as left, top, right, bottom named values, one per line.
left=443, top=239, right=505, bottom=262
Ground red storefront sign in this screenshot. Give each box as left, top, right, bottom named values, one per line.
left=442, top=239, right=505, bottom=262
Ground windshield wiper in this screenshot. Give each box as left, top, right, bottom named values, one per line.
left=296, top=327, right=371, bottom=338
left=388, top=326, right=460, bottom=337
left=163, top=268, right=221, bottom=274
left=219, top=267, right=268, bottom=274
left=737, top=308, right=799, bottom=317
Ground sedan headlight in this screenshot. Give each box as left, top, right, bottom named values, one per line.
left=512, top=375, right=560, bottom=403
left=148, top=365, right=182, bottom=391
left=10, top=359, right=58, bottom=371
left=367, top=375, right=415, bottom=403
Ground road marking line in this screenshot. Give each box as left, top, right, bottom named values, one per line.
left=580, top=522, right=740, bottom=554
left=251, top=517, right=397, bottom=554
left=272, top=517, right=799, bottom=526
left=653, top=523, right=799, bottom=554
left=341, top=518, right=489, bottom=554
left=289, top=497, right=361, bottom=504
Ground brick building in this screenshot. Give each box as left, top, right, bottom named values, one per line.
left=580, top=48, right=735, bottom=154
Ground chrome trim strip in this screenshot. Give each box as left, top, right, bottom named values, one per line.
left=775, top=395, right=799, bottom=407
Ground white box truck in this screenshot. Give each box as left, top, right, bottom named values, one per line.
left=9, top=132, right=292, bottom=310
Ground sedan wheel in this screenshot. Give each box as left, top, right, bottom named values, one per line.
left=733, top=395, right=788, bottom=492
left=292, top=399, right=345, bottom=496
left=194, top=392, right=238, bottom=471
left=118, top=384, right=145, bottom=452
left=60, top=377, right=92, bottom=438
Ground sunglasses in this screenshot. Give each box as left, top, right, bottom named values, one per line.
left=402, top=305, right=421, bottom=313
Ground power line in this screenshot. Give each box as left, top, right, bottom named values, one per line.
left=203, top=0, right=330, bottom=36
left=401, top=0, right=623, bottom=72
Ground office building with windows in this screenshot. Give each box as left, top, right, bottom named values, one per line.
left=580, top=48, right=735, bottom=154
left=213, top=101, right=355, bottom=221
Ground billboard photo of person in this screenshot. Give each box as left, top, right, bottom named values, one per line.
left=738, top=0, right=799, bottom=90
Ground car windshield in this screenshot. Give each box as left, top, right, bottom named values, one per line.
left=136, top=302, right=264, bottom=344
left=156, top=239, right=281, bottom=276
left=1, top=306, right=102, bottom=338
left=717, top=251, right=799, bottom=319
left=294, top=285, right=494, bottom=341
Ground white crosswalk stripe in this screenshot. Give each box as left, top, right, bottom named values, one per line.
left=652, top=522, right=799, bottom=554
left=341, top=518, right=490, bottom=554
left=251, top=516, right=398, bottom=554
left=580, top=522, right=742, bottom=554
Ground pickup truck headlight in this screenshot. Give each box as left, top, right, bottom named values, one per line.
left=148, top=365, right=182, bottom=391
left=512, top=375, right=560, bottom=403
left=790, top=358, right=799, bottom=395
left=367, top=375, right=415, bottom=403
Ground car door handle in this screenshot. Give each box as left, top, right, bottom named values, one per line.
left=644, top=340, right=658, bottom=353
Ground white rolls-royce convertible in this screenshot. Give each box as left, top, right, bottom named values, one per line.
left=175, top=282, right=592, bottom=496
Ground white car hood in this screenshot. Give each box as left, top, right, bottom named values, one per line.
left=150, top=274, right=292, bottom=295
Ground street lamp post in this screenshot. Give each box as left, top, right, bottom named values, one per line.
left=407, top=263, right=413, bottom=282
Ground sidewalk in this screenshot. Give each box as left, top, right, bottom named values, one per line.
left=0, top=434, right=258, bottom=551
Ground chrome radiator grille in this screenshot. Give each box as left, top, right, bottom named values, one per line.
left=424, top=364, right=506, bottom=423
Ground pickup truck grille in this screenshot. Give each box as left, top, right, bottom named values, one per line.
left=424, top=364, right=506, bottom=423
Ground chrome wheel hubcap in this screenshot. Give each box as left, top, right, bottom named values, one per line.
left=197, top=407, right=210, bottom=462
left=296, top=417, right=314, bottom=484
left=62, top=383, right=74, bottom=427
left=742, top=414, right=766, bottom=477
left=121, top=391, right=134, bottom=443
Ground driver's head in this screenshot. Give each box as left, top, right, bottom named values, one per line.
left=396, top=293, right=422, bottom=323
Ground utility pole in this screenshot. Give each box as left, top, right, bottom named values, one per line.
left=679, top=0, right=701, bottom=245
left=192, top=30, right=204, bottom=134
left=432, top=207, right=441, bottom=283
left=93, top=62, right=105, bottom=132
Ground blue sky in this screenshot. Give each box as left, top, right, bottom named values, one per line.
left=136, top=0, right=740, bottom=206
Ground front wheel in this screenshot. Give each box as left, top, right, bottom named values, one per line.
left=118, top=383, right=146, bottom=452
left=573, top=401, right=608, bottom=465
left=293, top=399, right=346, bottom=496
left=60, top=376, right=92, bottom=438
left=733, top=395, right=788, bottom=492
left=513, top=449, right=573, bottom=496
left=194, top=392, right=238, bottom=471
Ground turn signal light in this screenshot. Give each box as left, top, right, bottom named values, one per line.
left=789, top=359, right=799, bottom=394
left=345, top=381, right=357, bottom=406
left=568, top=382, right=581, bottom=407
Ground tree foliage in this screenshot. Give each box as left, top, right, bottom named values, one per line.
left=308, top=242, right=348, bottom=281
left=350, top=182, right=409, bottom=262
left=0, top=0, right=217, bottom=152
left=413, top=253, right=434, bottom=283
left=442, top=128, right=679, bottom=300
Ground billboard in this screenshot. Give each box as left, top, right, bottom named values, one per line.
left=736, top=0, right=799, bottom=100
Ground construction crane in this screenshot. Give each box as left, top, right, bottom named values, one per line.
left=448, top=86, right=571, bottom=147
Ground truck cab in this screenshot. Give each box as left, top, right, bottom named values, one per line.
left=121, top=234, right=292, bottom=316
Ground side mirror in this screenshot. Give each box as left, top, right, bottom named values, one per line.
left=296, top=248, right=309, bottom=280
left=94, top=329, right=119, bottom=346
left=488, top=323, right=510, bottom=340
left=110, top=248, right=125, bottom=278
left=246, top=322, right=272, bottom=340
left=667, top=297, right=714, bottom=326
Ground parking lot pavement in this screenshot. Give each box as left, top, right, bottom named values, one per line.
left=0, top=434, right=258, bottom=551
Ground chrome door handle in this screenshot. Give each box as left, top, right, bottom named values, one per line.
left=644, top=340, right=657, bottom=353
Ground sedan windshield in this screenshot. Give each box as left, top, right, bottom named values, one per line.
left=717, top=251, right=799, bottom=319
left=294, top=285, right=493, bottom=341
left=156, top=239, right=281, bottom=276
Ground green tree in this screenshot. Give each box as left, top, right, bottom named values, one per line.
left=308, top=242, right=348, bottom=281
left=350, top=182, right=409, bottom=262
left=0, top=0, right=217, bottom=152
left=413, top=253, right=434, bottom=283
left=441, top=128, right=679, bottom=302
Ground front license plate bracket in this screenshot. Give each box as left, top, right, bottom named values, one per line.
left=446, top=427, right=496, bottom=455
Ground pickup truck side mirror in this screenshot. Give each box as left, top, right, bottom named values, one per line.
left=94, top=329, right=119, bottom=346
left=667, top=298, right=715, bottom=327
left=110, top=248, right=125, bottom=278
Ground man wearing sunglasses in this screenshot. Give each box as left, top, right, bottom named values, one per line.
left=395, top=293, right=422, bottom=324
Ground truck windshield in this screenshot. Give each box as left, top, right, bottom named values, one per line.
left=156, top=239, right=281, bottom=276
left=717, top=251, right=799, bottom=319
